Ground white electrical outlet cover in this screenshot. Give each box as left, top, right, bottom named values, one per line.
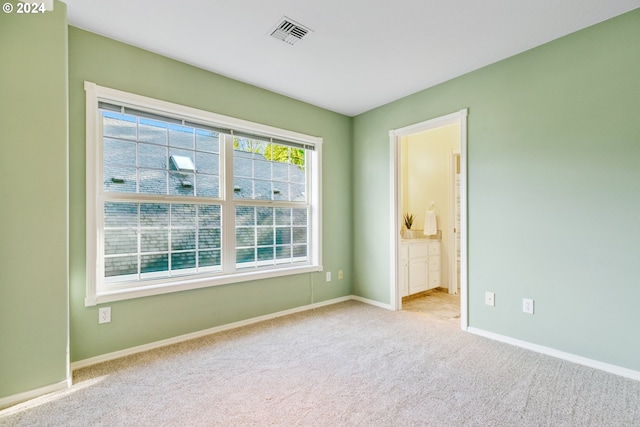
left=485, top=292, right=495, bottom=306
left=99, top=307, right=111, bottom=324
left=523, top=298, right=534, bottom=314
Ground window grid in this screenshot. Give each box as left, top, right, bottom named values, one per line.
left=99, top=112, right=310, bottom=286
left=103, top=202, right=223, bottom=284
left=235, top=206, right=308, bottom=270
left=102, top=111, right=221, bottom=199
left=232, top=137, right=306, bottom=202
left=86, top=82, right=321, bottom=304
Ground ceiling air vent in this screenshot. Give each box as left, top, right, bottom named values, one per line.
left=270, top=17, right=312, bottom=45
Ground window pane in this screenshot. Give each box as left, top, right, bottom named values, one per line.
left=257, top=228, right=274, bottom=246
left=292, top=209, right=307, bottom=226
left=273, top=184, right=289, bottom=201
left=236, top=248, right=255, bottom=265
left=104, top=138, right=136, bottom=166
left=256, top=207, right=273, bottom=226
left=276, top=245, right=291, bottom=260
left=102, top=111, right=219, bottom=200
left=234, top=137, right=253, bottom=158
left=105, top=256, right=138, bottom=278
left=171, top=252, right=196, bottom=271
left=289, top=164, right=305, bottom=184
left=235, top=206, right=255, bottom=226
left=139, top=119, right=167, bottom=145
left=293, top=227, right=307, bottom=244
left=276, top=227, right=291, bottom=245
left=141, top=254, right=168, bottom=275
left=172, top=230, right=196, bottom=251
left=139, top=143, right=167, bottom=169
left=234, top=157, right=253, bottom=178
left=254, top=160, right=270, bottom=180
left=198, top=205, right=221, bottom=227
left=105, top=202, right=137, bottom=227
left=275, top=208, right=291, bottom=225
left=103, top=112, right=136, bottom=140
left=171, top=204, right=196, bottom=226
left=169, top=172, right=195, bottom=196
left=104, top=165, right=137, bottom=193
left=290, top=183, right=305, bottom=202
left=196, top=152, right=219, bottom=175
left=141, top=229, right=168, bottom=253
left=199, top=250, right=221, bottom=268
left=254, top=180, right=271, bottom=200
left=257, top=247, right=274, bottom=262
left=105, top=229, right=137, bottom=255
left=196, top=130, right=219, bottom=153
left=101, top=201, right=225, bottom=281
left=272, top=162, right=288, bottom=181
left=233, top=140, right=307, bottom=202
left=139, top=169, right=167, bottom=195
left=236, top=228, right=255, bottom=247
left=141, top=203, right=169, bottom=227
left=169, top=124, right=194, bottom=149
left=233, top=178, right=253, bottom=199
left=195, top=174, right=219, bottom=198
left=293, top=245, right=307, bottom=258
left=199, top=228, right=221, bottom=249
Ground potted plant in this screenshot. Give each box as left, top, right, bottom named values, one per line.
left=403, top=213, right=414, bottom=238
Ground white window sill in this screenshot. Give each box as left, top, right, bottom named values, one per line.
left=85, top=264, right=323, bottom=306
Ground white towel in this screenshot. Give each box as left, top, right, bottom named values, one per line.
left=424, top=209, right=437, bottom=236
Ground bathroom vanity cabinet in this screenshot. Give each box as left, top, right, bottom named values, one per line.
left=400, top=239, right=441, bottom=297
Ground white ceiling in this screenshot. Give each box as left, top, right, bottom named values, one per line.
left=62, top=0, right=639, bottom=116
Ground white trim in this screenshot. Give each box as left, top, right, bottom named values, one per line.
left=447, top=149, right=460, bottom=295
left=467, top=327, right=640, bottom=382
left=388, top=133, right=401, bottom=311
left=388, top=109, right=469, bottom=329
left=458, top=112, right=468, bottom=331
left=89, top=265, right=323, bottom=306
left=72, top=295, right=353, bottom=370
left=85, top=82, right=322, bottom=146
left=84, top=81, right=323, bottom=306
left=0, top=379, right=70, bottom=410
left=351, top=295, right=394, bottom=310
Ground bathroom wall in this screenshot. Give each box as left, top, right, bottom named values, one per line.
left=401, top=124, right=460, bottom=290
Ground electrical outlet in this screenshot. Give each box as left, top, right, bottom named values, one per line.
left=99, top=307, right=111, bottom=324
left=338, top=270, right=343, bottom=280
left=485, top=292, right=495, bottom=307
left=523, top=298, right=534, bottom=314
left=326, top=272, right=331, bottom=282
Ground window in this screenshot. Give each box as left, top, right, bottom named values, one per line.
left=85, top=82, right=322, bottom=305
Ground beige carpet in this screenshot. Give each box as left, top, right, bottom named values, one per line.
left=2, top=300, right=639, bottom=426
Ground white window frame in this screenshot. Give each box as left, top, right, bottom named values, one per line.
left=85, top=82, right=322, bottom=306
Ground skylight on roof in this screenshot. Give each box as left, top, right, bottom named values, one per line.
left=170, top=155, right=196, bottom=172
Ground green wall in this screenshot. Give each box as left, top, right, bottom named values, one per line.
left=353, top=9, right=640, bottom=370
left=68, top=28, right=353, bottom=362
left=0, top=2, right=69, bottom=399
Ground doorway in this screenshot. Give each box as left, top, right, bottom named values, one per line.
left=389, top=109, right=468, bottom=330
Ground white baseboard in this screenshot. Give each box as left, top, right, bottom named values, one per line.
left=467, top=327, right=640, bottom=382
left=351, top=295, right=393, bottom=310
left=0, top=378, right=70, bottom=410
left=71, top=295, right=353, bottom=371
